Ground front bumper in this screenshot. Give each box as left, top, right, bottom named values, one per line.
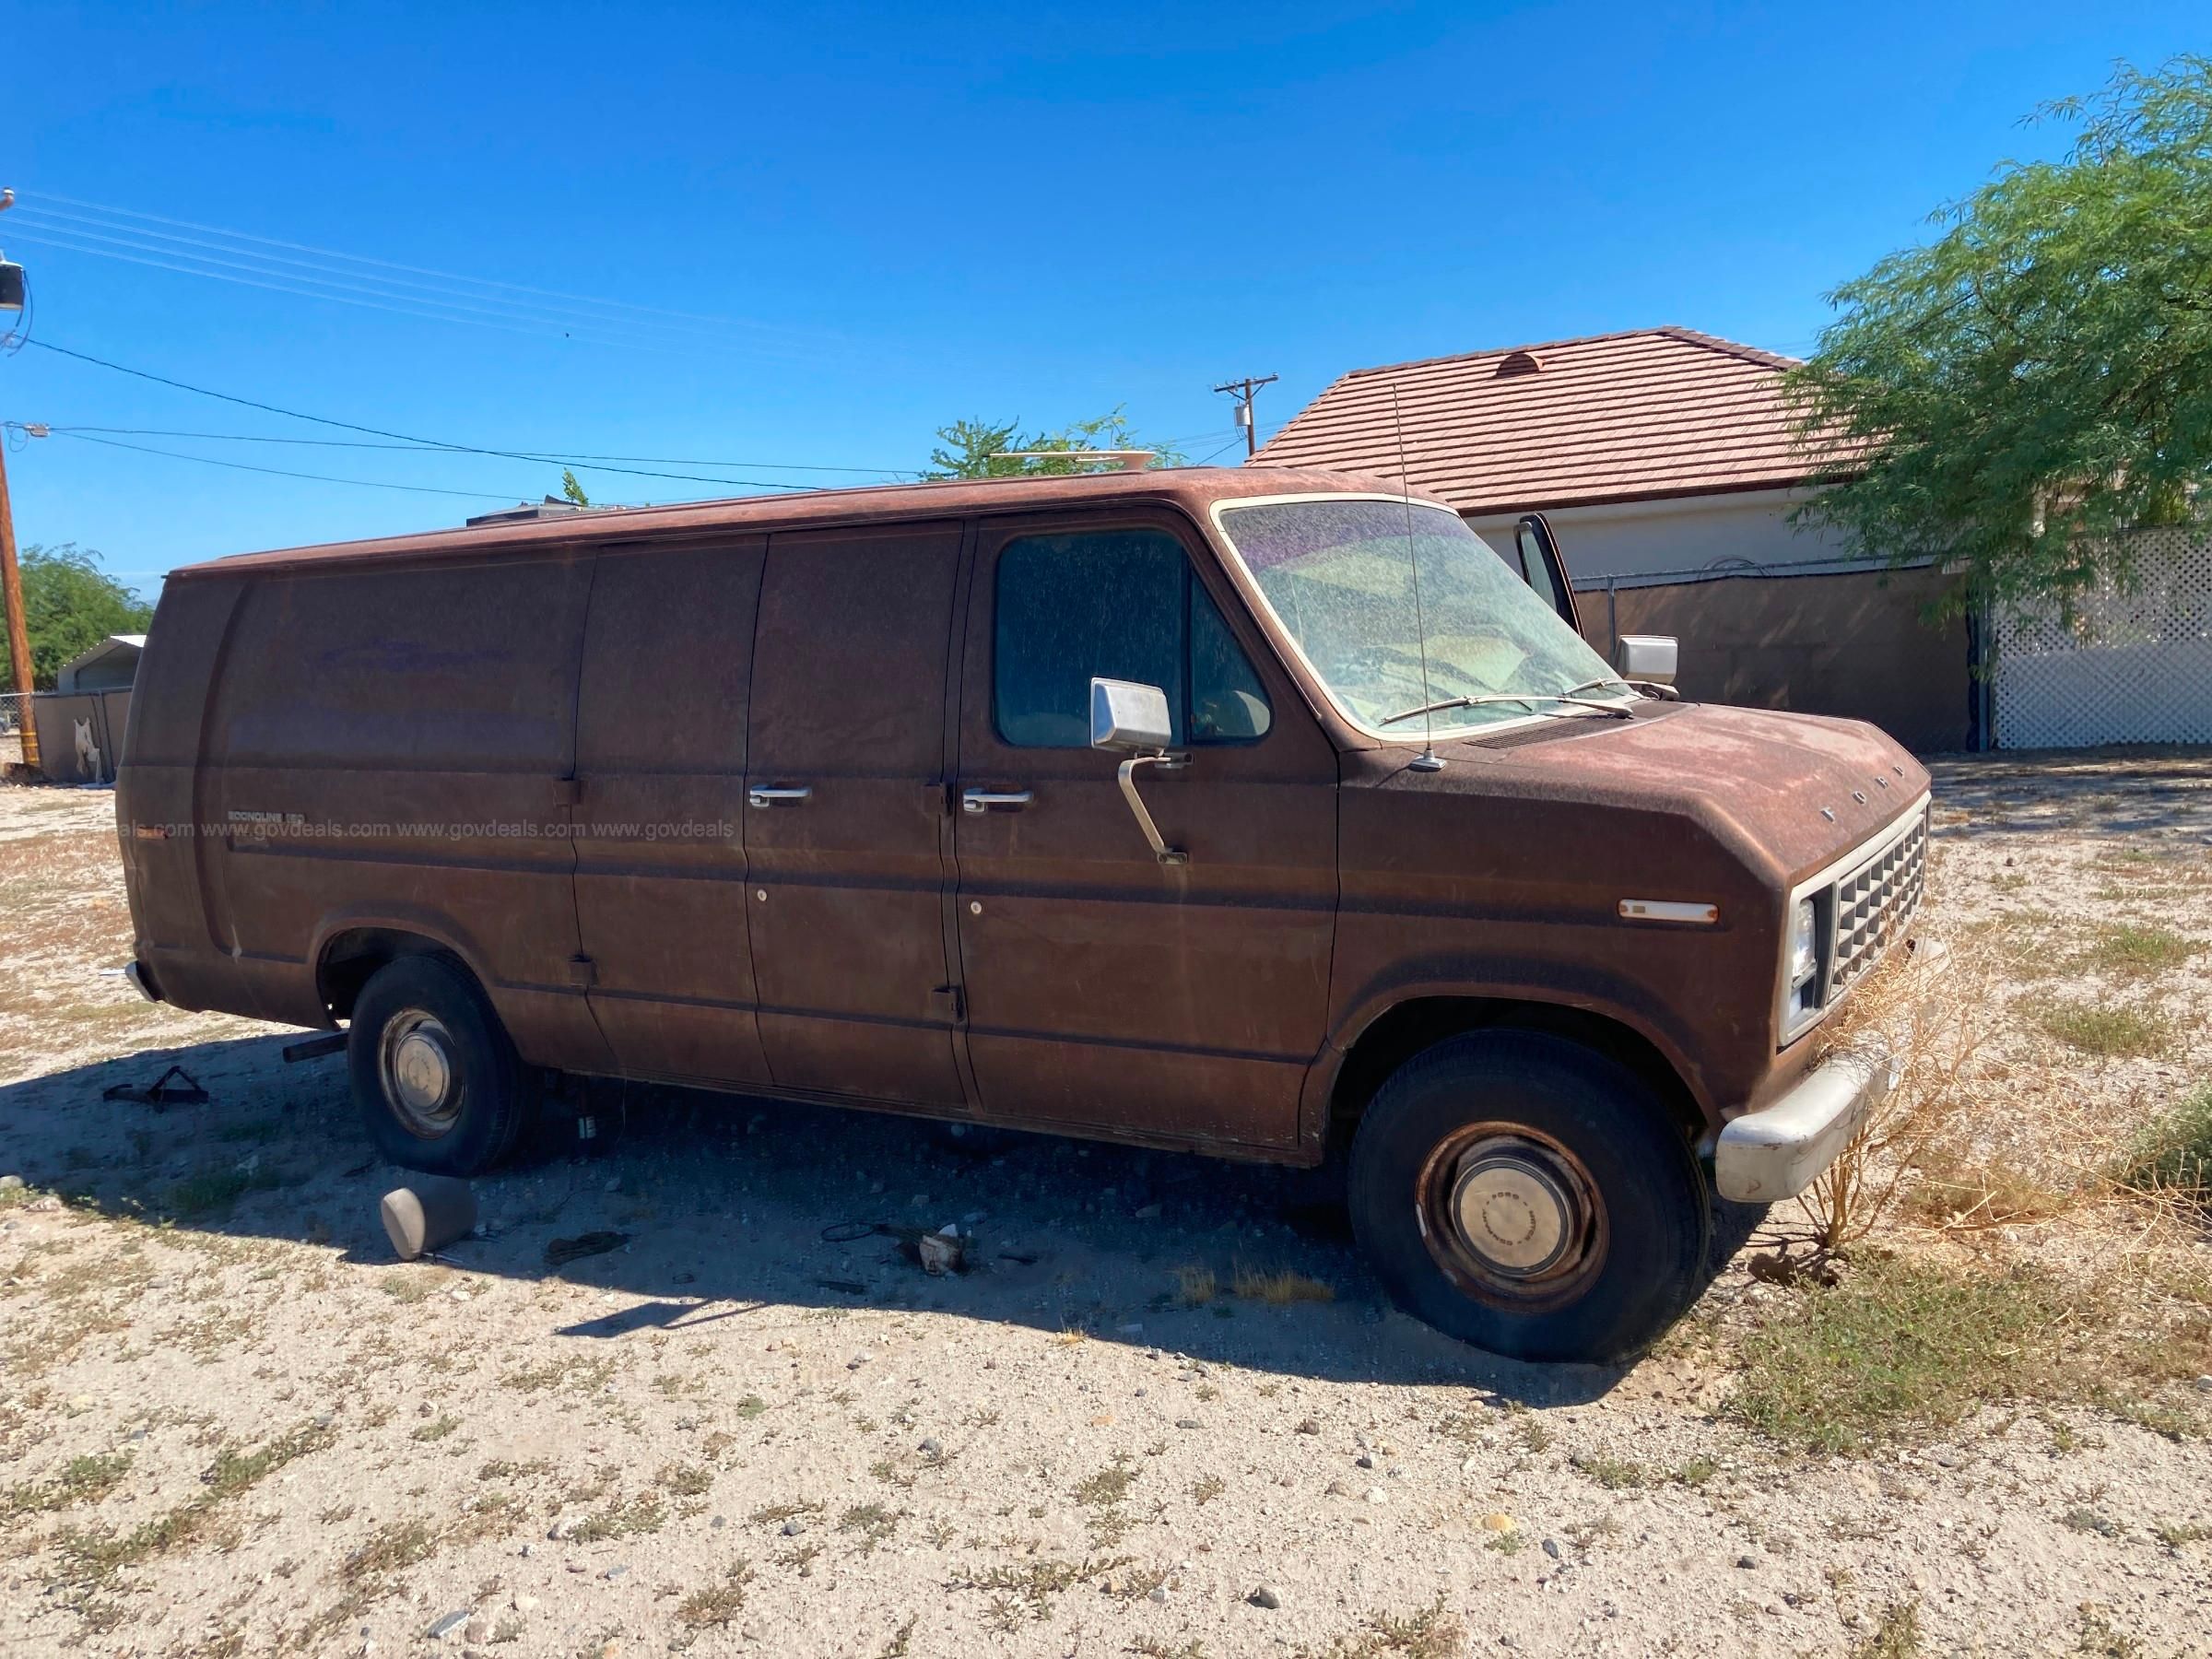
left=1713, top=1041, right=1896, bottom=1203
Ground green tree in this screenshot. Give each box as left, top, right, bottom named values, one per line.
left=922, top=407, right=1186, bottom=480
left=9, top=544, right=154, bottom=688
left=1789, top=57, right=2212, bottom=615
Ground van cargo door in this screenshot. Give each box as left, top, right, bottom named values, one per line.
left=742, top=522, right=966, bottom=1108
left=572, top=536, right=772, bottom=1088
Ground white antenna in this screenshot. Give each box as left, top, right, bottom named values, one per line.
left=1391, top=386, right=1443, bottom=772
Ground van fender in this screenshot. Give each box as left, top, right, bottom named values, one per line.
left=308, top=907, right=499, bottom=1018
left=1297, top=958, right=1715, bottom=1158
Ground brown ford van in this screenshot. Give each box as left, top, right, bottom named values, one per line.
left=116, top=466, right=1928, bottom=1363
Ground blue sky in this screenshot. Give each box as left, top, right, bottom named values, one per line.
left=3, top=1, right=2204, bottom=592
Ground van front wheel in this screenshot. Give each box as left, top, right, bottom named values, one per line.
left=348, top=956, right=535, bottom=1176
left=1347, top=1031, right=1710, bottom=1365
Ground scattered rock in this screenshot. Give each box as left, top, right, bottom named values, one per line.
left=1542, top=1538, right=1562, bottom=1559
left=1294, top=1418, right=1321, bottom=1435
left=0, top=1175, right=22, bottom=1192
left=602, top=1564, right=629, bottom=1581
left=1364, top=1486, right=1388, bottom=1504
left=464, top=1617, right=493, bottom=1644
left=848, top=1351, right=873, bottom=1371
left=918, top=1437, right=943, bottom=1456
left=1176, top=1418, right=1202, bottom=1430
left=426, top=1609, right=472, bottom=1640
left=710, top=1515, right=725, bottom=1531
left=511, top=1594, right=540, bottom=1613
left=1736, top=1553, right=1759, bottom=1570
left=782, top=1518, right=808, bottom=1537
left=1355, top=1453, right=1375, bottom=1469
left=1149, top=1585, right=1170, bottom=1603
left=1249, top=1585, right=1281, bottom=1609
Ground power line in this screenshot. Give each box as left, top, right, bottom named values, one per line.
left=7, top=194, right=831, bottom=357
left=26, top=191, right=794, bottom=342
left=7, top=218, right=692, bottom=352
left=22, top=340, right=834, bottom=491
left=30, top=425, right=912, bottom=477
left=41, top=430, right=527, bottom=501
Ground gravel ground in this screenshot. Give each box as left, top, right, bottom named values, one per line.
left=1, top=758, right=2209, bottom=1659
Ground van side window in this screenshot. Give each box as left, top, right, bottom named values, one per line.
left=994, top=530, right=1272, bottom=748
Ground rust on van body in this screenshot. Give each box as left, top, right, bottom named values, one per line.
left=120, top=465, right=1928, bottom=1169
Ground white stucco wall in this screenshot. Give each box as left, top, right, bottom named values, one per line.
left=1466, top=487, right=1862, bottom=584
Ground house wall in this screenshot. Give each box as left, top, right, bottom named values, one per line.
left=1465, top=487, right=1855, bottom=581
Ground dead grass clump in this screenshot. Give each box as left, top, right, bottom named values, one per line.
left=1792, top=942, right=2003, bottom=1251
left=1230, top=1265, right=1335, bottom=1305
left=1170, top=1264, right=1217, bottom=1306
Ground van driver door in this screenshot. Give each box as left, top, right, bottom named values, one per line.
left=947, top=511, right=1337, bottom=1153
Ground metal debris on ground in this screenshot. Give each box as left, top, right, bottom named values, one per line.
left=544, top=1230, right=629, bottom=1267
left=100, top=1065, right=209, bottom=1110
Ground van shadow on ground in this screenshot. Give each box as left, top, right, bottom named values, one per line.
left=3, top=1030, right=1767, bottom=1406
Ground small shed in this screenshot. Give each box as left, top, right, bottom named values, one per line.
left=56, top=633, right=147, bottom=694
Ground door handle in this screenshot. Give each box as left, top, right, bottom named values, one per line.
left=960, top=788, right=1033, bottom=814
left=747, top=785, right=813, bottom=808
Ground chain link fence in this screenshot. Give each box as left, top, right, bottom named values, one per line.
left=0, top=689, right=29, bottom=769
left=1991, top=526, right=2212, bottom=749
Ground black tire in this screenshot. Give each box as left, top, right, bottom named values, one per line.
left=1347, top=1030, right=1710, bottom=1365
left=348, top=955, right=535, bottom=1176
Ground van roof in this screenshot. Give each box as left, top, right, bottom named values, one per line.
left=168, top=465, right=1442, bottom=580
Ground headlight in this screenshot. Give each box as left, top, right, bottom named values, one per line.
left=1788, top=898, right=1818, bottom=988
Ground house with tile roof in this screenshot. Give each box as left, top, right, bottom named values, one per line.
left=1253, top=327, right=1973, bottom=750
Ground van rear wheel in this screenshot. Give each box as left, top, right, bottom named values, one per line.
left=348, top=956, right=535, bottom=1176
left=1347, top=1030, right=1710, bottom=1365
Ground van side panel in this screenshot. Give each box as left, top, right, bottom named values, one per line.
left=571, top=537, right=773, bottom=1086
left=116, top=574, right=248, bottom=1015
left=194, top=550, right=610, bottom=1068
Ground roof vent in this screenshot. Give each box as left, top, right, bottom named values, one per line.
left=1496, top=349, right=1544, bottom=378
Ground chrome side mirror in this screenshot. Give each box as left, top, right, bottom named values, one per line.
left=1088, top=677, right=1187, bottom=865
left=1089, top=678, right=1174, bottom=754
left=1615, top=634, right=1677, bottom=688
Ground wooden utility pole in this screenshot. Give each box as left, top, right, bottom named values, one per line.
left=0, top=185, right=34, bottom=771
left=1213, top=374, right=1278, bottom=459
left=0, top=437, right=38, bottom=771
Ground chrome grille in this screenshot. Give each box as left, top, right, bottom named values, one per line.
left=1829, top=807, right=1927, bottom=996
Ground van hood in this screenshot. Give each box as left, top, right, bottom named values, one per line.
left=1458, top=701, right=1930, bottom=881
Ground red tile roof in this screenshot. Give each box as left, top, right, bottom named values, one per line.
left=1252, top=326, right=1849, bottom=515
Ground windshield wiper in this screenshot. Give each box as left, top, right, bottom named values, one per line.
left=1380, top=691, right=1635, bottom=727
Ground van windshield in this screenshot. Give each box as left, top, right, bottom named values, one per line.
left=1216, top=497, right=1628, bottom=736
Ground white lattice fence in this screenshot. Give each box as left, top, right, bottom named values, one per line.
left=1992, top=526, right=2212, bottom=749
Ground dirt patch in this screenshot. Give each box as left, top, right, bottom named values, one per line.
left=1, top=759, right=2208, bottom=1657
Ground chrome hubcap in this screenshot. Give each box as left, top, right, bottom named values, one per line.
left=1418, top=1124, right=1606, bottom=1310
left=380, top=1011, right=460, bottom=1136
left=1451, top=1147, right=1574, bottom=1277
